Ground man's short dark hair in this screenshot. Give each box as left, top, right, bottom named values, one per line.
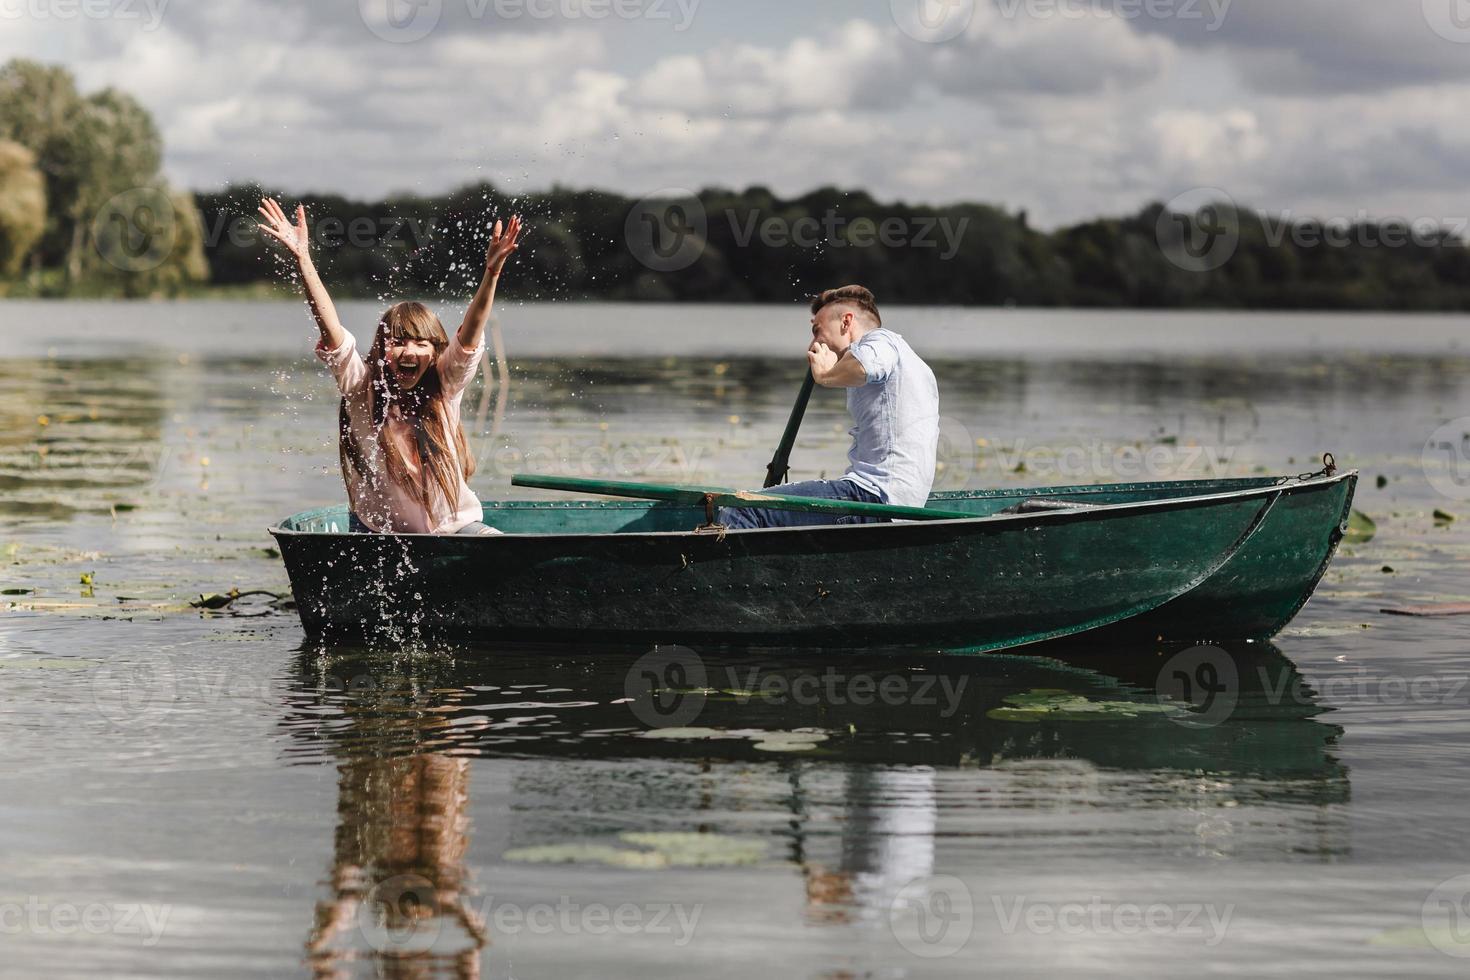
left=810, top=285, right=881, bottom=327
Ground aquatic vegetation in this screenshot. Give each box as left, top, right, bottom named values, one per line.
left=636, top=726, right=830, bottom=751
left=1367, top=924, right=1467, bottom=952
left=986, top=689, right=1184, bottom=723
left=1344, top=510, right=1377, bottom=544
left=504, top=831, right=767, bottom=869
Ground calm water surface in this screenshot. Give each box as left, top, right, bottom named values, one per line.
left=3, top=301, right=1470, bottom=978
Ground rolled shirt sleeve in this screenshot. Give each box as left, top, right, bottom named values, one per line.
left=847, top=331, right=900, bottom=384
left=315, top=331, right=368, bottom=395
left=437, top=337, right=486, bottom=396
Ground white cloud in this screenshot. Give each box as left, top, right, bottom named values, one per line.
left=4, top=0, right=1468, bottom=228
left=627, top=19, right=905, bottom=115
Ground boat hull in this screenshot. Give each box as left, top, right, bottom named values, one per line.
left=270, top=472, right=1355, bottom=651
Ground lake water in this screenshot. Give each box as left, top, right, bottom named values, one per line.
left=4, top=300, right=1470, bottom=977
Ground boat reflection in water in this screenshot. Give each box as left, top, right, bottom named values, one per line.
left=281, top=640, right=1348, bottom=974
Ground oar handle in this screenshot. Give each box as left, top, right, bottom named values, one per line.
left=763, top=369, right=817, bottom=489
left=511, top=473, right=975, bottom=522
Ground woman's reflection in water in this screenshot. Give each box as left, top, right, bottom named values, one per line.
left=305, top=679, right=487, bottom=979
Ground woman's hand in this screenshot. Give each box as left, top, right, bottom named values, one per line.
left=257, top=197, right=312, bottom=262
left=257, top=196, right=346, bottom=351
left=457, top=215, right=523, bottom=349
left=484, top=215, right=522, bottom=277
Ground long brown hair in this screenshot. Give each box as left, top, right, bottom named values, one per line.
left=339, top=301, right=476, bottom=512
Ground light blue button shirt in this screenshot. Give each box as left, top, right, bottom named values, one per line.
left=842, top=328, right=940, bottom=508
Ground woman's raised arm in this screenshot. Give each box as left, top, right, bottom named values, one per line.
left=457, top=215, right=522, bottom=351
left=257, top=197, right=347, bottom=352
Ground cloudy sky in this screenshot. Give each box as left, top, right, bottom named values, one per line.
left=6, top=0, right=1469, bottom=226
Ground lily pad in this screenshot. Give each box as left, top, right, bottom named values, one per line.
left=637, top=727, right=740, bottom=740
left=987, top=689, right=1181, bottom=723
left=504, top=832, right=766, bottom=870
left=501, top=844, right=670, bottom=870
left=1344, top=510, right=1377, bottom=544
left=636, top=727, right=829, bottom=750
left=620, top=832, right=766, bottom=866
left=1368, top=925, right=1469, bottom=952
left=752, top=732, right=830, bottom=752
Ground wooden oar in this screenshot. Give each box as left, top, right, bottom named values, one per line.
left=763, top=369, right=817, bottom=488
left=511, top=473, right=976, bottom=522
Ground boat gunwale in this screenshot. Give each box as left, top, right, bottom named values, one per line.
left=268, top=470, right=1357, bottom=542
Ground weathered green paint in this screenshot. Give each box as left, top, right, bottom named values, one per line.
left=510, top=472, right=977, bottom=521
left=270, top=471, right=1356, bottom=650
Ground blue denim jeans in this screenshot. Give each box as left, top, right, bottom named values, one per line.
left=717, top=479, right=886, bottom=530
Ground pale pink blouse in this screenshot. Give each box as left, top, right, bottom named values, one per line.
left=316, top=331, right=486, bottom=534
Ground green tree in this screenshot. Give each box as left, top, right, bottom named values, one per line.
left=0, top=60, right=87, bottom=268
left=0, top=140, right=46, bottom=278
left=0, top=59, right=166, bottom=289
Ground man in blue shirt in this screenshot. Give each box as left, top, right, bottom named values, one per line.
left=720, top=285, right=940, bottom=529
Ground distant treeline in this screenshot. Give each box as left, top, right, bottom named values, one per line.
left=195, top=183, right=1470, bottom=310
left=7, top=59, right=1470, bottom=308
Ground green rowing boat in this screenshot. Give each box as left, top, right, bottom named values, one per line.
left=270, top=467, right=1356, bottom=650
